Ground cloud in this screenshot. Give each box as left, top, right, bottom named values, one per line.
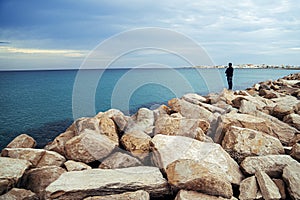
left=0, top=0, right=300, bottom=69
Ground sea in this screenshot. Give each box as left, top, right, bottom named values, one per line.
left=1, top=68, right=299, bottom=149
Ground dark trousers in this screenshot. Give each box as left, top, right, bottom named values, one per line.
left=227, top=76, right=233, bottom=90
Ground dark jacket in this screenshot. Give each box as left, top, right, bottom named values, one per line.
left=225, top=67, right=233, bottom=77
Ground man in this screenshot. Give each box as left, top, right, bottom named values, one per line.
left=225, top=63, right=234, bottom=90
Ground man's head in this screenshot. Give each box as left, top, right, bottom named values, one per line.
left=228, top=63, right=232, bottom=67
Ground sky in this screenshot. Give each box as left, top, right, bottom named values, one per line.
left=0, top=0, right=300, bottom=70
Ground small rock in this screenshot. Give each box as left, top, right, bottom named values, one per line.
left=239, top=176, right=259, bottom=200
left=255, top=170, right=281, bottom=200
left=64, top=160, right=92, bottom=171
left=99, top=152, right=142, bottom=169
left=23, top=166, right=66, bottom=199
left=283, top=164, right=300, bottom=200
left=126, top=108, right=155, bottom=136
left=6, top=134, right=36, bottom=148
left=0, top=188, right=38, bottom=200
left=273, top=104, right=294, bottom=120
left=182, top=93, right=207, bottom=104
left=272, top=179, right=286, bottom=200
left=44, top=130, right=75, bottom=156
left=83, top=190, right=150, bottom=200
left=290, top=143, right=300, bottom=161
left=120, top=130, right=151, bottom=161
left=166, top=159, right=233, bottom=198
left=283, top=113, right=300, bottom=130
left=241, top=155, right=299, bottom=177
left=175, top=190, right=238, bottom=200
left=0, top=157, right=31, bottom=194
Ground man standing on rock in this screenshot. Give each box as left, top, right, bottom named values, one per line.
left=225, top=62, right=234, bottom=90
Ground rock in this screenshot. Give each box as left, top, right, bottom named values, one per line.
left=214, top=112, right=267, bottom=144
left=45, top=166, right=170, bottom=199
left=283, top=113, right=300, bottom=130
left=44, top=130, right=75, bottom=156
left=255, top=170, right=281, bottom=200
left=0, top=157, right=31, bottom=194
left=175, top=190, right=238, bottom=200
left=182, top=93, right=207, bottom=104
left=259, top=89, right=279, bottom=99
left=215, top=112, right=298, bottom=146
left=166, top=159, right=233, bottom=198
left=74, top=117, right=119, bottom=146
left=154, top=115, right=211, bottom=142
left=240, top=155, right=299, bottom=177
left=272, top=179, right=286, bottom=200
left=23, top=166, right=66, bottom=198
left=151, top=134, right=244, bottom=185
left=0, top=188, right=38, bottom=200
left=65, top=133, right=116, bottom=163
left=239, top=176, right=259, bottom=200
left=290, top=143, right=300, bottom=161
left=120, top=130, right=151, bottom=161
left=64, top=160, right=92, bottom=171
left=283, top=164, right=300, bottom=200
left=273, top=104, right=294, bottom=120
left=239, top=99, right=257, bottom=114
left=222, top=126, right=284, bottom=163
left=168, top=98, right=215, bottom=122
left=99, top=109, right=129, bottom=133
left=1, top=148, right=66, bottom=167
left=152, top=105, right=170, bottom=120
left=252, top=110, right=299, bottom=146
left=99, top=152, right=142, bottom=169
left=83, top=190, right=150, bottom=200
left=272, top=96, right=300, bottom=111
left=6, top=134, right=36, bottom=148
left=126, top=108, right=155, bottom=136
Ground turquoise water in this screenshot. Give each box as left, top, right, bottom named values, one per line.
left=0, top=68, right=299, bottom=149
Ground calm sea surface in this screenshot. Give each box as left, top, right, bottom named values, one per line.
left=0, top=68, right=299, bottom=149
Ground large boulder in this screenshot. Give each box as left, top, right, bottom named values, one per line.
left=65, top=132, right=116, bottom=163
left=214, top=112, right=298, bottom=146
left=168, top=98, right=216, bottom=122
left=45, top=166, right=170, bottom=199
left=1, top=148, right=66, bottom=167
left=99, top=152, right=142, bottom=169
left=175, top=190, right=238, bottom=200
left=6, top=134, right=36, bottom=148
left=96, top=109, right=129, bottom=132
left=23, top=166, right=66, bottom=199
left=255, top=170, right=281, bottom=200
left=120, top=130, right=151, bottom=161
left=283, top=164, right=300, bottom=200
left=0, top=157, right=31, bottom=194
left=239, top=176, right=259, bottom=200
left=151, top=134, right=243, bottom=185
left=240, top=155, right=299, bottom=177
left=166, top=159, right=233, bottom=198
left=222, top=126, right=284, bottom=163
left=83, top=190, right=150, bottom=200
left=154, top=115, right=211, bottom=142
left=0, top=188, right=38, bottom=200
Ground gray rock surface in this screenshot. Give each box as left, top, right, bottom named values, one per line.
left=45, top=166, right=170, bottom=200
left=283, top=164, right=300, bottom=200
left=255, top=170, right=281, bottom=200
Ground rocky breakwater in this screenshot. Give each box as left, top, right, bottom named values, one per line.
left=1, top=73, right=300, bottom=200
